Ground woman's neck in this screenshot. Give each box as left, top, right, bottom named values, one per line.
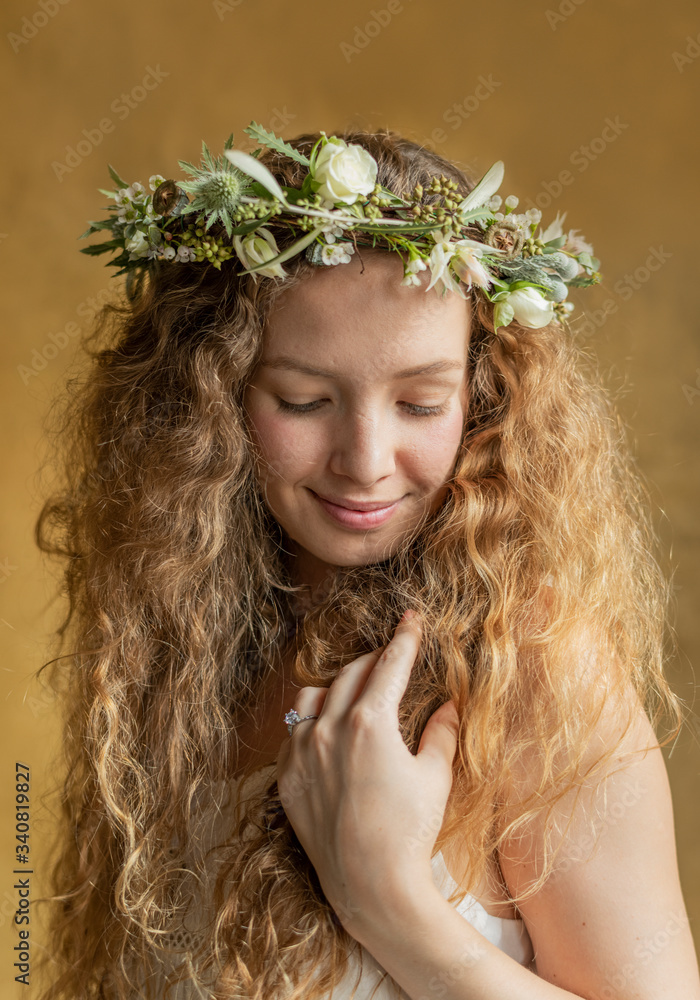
left=284, top=540, right=338, bottom=610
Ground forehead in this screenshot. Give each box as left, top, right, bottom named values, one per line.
left=263, top=250, right=470, bottom=373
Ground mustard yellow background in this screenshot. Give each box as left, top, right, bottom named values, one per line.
left=1, top=1, right=699, bottom=994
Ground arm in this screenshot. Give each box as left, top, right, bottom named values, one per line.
left=497, top=680, right=700, bottom=998
left=347, top=662, right=700, bottom=999
left=346, top=880, right=589, bottom=1000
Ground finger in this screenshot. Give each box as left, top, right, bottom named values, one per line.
left=354, top=614, right=422, bottom=720
left=313, top=647, right=385, bottom=725
left=283, top=686, right=329, bottom=737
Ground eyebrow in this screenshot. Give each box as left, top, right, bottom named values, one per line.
left=260, top=357, right=464, bottom=380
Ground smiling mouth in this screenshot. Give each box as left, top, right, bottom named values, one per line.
left=309, top=490, right=404, bottom=529
left=313, top=492, right=401, bottom=511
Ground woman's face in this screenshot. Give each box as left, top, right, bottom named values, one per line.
left=243, top=250, right=470, bottom=591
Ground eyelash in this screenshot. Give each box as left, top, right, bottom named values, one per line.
left=276, top=398, right=448, bottom=417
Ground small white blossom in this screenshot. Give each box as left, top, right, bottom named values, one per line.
left=320, top=242, right=355, bottom=265
left=504, top=194, right=519, bottom=209
left=117, top=205, right=139, bottom=224
left=401, top=255, right=428, bottom=286
left=401, top=271, right=422, bottom=286
left=525, top=208, right=542, bottom=225
left=176, top=245, right=197, bottom=262
left=406, top=257, right=427, bottom=273
left=149, top=174, right=166, bottom=192
left=320, top=221, right=346, bottom=244
left=426, top=240, right=462, bottom=296
left=488, top=195, right=502, bottom=211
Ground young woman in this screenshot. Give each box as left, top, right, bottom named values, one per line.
left=34, top=127, right=700, bottom=999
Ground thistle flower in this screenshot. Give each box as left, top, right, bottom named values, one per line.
left=177, top=140, right=251, bottom=238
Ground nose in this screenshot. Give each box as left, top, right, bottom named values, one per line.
left=328, top=405, right=396, bottom=486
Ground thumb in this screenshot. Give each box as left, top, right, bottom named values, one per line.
left=417, top=699, right=460, bottom=765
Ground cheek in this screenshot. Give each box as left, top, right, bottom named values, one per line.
left=248, top=411, right=322, bottom=481
left=407, top=409, right=465, bottom=483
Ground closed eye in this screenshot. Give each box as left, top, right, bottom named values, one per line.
left=275, top=398, right=448, bottom=417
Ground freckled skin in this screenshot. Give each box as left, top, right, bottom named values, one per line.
left=243, top=250, right=470, bottom=592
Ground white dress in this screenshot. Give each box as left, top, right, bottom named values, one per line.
left=129, top=763, right=536, bottom=998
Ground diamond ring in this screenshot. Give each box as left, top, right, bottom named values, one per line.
left=283, top=709, right=319, bottom=736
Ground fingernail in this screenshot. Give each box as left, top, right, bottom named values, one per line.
left=400, top=609, right=417, bottom=624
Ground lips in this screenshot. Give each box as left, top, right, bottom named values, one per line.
left=315, top=493, right=400, bottom=511
left=309, top=490, right=403, bottom=529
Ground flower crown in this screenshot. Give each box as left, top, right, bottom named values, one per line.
left=79, top=121, right=601, bottom=334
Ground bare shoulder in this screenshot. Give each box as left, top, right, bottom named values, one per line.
left=498, top=621, right=700, bottom=998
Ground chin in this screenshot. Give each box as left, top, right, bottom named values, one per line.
left=298, top=528, right=406, bottom=569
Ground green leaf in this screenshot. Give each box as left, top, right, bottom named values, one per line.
left=543, top=234, right=566, bottom=249
left=567, top=274, right=600, bottom=287
left=107, top=164, right=130, bottom=189
left=178, top=158, right=202, bottom=177
left=243, top=121, right=310, bottom=166
left=79, top=240, right=124, bottom=256
left=201, top=140, right=216, bottom=173
left=493, top=299, right=514, bottom=333
left=248, top=180, right=284, bottom=202
left=507, top=279, right=549, bottom=292
left=458, top=207, right=494, bottom=226
left=488, top=277, right=510, bottom=294
left=224, top=132, right=234, bottom=151
left=230, top=214, right=273, bottom=236
left=354, top=221, right=443, bottom=236
left=308, top=134, right=326, bottom=175
left=280, top=185, right=310, bottom=205
left=86, top=218, right=117, bottom=232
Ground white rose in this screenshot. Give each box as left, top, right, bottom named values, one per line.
left=312, top=137, right=378, bottom=206
left=504, top=287, right=555, bottom=328
left=232, top=227, right=286, bottom=279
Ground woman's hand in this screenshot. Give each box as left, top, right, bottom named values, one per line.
left=275, top=611, right=460, bottom=935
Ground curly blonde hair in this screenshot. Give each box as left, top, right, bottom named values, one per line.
left=32, top=127, right=684, bottom=999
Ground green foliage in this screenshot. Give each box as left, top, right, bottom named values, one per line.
left=243, top=122, right=310, bottom=166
